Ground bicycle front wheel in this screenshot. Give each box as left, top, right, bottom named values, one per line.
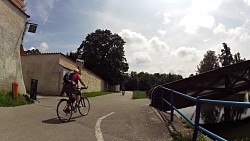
left=78, top=97, right=90, bottom=116
left=57, top=99, right=72, bottom=122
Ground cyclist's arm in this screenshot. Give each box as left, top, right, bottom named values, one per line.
left=78, top=76, right=86, bottom=88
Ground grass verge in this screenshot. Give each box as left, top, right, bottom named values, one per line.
left=132, top=91, right=148, bottom=99
left=83, top=91, right=113, bottom=98
left=0, top=90, right=33, bottom=107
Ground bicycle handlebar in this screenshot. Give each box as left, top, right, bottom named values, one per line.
left=79, top=86, right=88, bottom=90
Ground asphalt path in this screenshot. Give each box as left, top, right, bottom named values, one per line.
left=0, top=91, right=171, bottom=141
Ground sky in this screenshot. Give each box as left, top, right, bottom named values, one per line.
left=23, top=0, right=250, bottom=77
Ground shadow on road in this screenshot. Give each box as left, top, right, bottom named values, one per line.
left=42, top=118, right=75, bottom=124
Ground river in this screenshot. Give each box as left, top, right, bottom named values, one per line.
left=177, top=92, right=250, bottom=140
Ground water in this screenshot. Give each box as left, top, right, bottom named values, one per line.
left=175, top=92, right=250, bottom=140
left=200, top=92, right=250, bottom=140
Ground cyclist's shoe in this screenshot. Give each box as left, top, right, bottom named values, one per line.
left=75, top=103, right=81, bottom=108
left=64, top=108, right=70, bottom=114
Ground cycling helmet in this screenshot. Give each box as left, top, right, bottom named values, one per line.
left=74, top=68, right=80, bottom=73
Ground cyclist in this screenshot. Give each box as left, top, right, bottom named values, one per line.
left=121, top=84, right=125, bottom=95
left=71, top=68, right=87, bottom=107
left=61, top=68, right=86, bottom=107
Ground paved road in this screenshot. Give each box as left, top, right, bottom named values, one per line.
left=0, top=91, right=171, bottom=141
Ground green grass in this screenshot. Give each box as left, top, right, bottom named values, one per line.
left=0, top=90, right=33, bottom=107
left=132, top=91, right=148, bottom=99
left=171, top=131, right=208, bottom=141
left=171, top=131, right=193, bottom=141
left=83, top=91, right=113, bottom=98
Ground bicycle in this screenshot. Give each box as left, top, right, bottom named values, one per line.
left=57, top=86, right=90, bottom=122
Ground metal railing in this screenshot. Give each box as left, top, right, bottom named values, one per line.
left=151, top=85, right=250, bottom=141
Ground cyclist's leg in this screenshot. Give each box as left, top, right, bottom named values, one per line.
left=75, top=90, right=81, bottom=107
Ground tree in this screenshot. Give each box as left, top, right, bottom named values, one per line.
left=233, top=52, right=245, bottom=63
left=25, top=49, right=41, bottom=54
left=77, top=29, right=129, bottom=85
left=124, top=71, right=183, bottom=91
left=197, top=50, right=220, bottom=74
left=219, top=43, right=234, bottom=67
left=66, top=51, right=78, bottom=61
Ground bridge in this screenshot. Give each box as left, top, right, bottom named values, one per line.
left=150, top=60, right=250, bottom=110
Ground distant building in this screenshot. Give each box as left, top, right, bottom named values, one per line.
left=21, top=53, right=108, bottom=95
left=0, top=0, right=29, bottom=94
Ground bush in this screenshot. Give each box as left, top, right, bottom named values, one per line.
left=132, top=91, right=148, bottom=99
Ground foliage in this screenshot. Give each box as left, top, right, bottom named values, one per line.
left=171, top=131, right=208, bottom=141
left=66, top=51, right=78, bottom=61
left=233, top=52, right=245, bottom=63
left=197, top=50, right=220, bottom=74
left=77, top=29, right=129, bottom=85
left=197, top=43, right=245, bottom=75
left=0, top=91, right=33, bottom=107
left=125, top=71, right=183, bottom=91
left=132, top=91, right=147, bottom=99
left=171, top=131, right=192, bottom=141
left=25, top=48, right=41, bottom=54
left=218, top=43, right=234, bottom=67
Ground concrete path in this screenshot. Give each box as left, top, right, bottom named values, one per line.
left=0, top=91, right=171, bottom=141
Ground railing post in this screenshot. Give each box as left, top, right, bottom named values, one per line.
left=161, top=88, right=164, bottom=111
left=193, top=97, right=201, bottom=141
left=170, top=90, right=174, bottom=122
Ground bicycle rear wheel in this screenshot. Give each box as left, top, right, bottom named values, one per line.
left=57, top=99, right=72, bottom=122
left=78, top=97, right=90, bottom=116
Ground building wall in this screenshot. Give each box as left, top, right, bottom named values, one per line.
left=21, top=54, right=60, bottom=95
left=22, top=53, right=106, bottom=96
left=0, top=0, right=28, bottom=94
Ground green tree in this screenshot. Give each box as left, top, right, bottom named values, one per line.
left=219, top=43, right=234, bottom=67
left=25, top=48, right=41, bottom=54
left=66, top=51, right=78, bottom=61
left=197, top=50, right=220, bottom=74
left=77, top=29, right=129, bottom=85
left=124, top=71, right=183, bottom=91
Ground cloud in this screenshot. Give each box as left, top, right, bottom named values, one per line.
left=213, top=23, right=226, bottom=34
left=243, top=0, right=250, bottom=6
left=148, top=36, right=170, bottom=52
left=157, top=29, right=167, bottom=37
left=38, top=42, right=49, bottom=51
left=119, top=29, right=148, bottom=46
left=28, top=47, right=36, bottom=50
left=133, top=52, right=152, bottom=64
left=26, top=42, right=49, bottom=52
left=179, top=12, right=215, bottom=34
left=178, top=0, right=222, bottom=34
left=173, top=46, right=201, bottom=62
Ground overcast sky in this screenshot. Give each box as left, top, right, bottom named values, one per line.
left=23, top=0, right=250, bottom=77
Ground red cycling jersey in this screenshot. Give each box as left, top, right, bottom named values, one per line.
left=71, top=73, right=79, bottom=84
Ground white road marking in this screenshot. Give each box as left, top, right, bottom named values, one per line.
left=95, top=112, right=115, bottom=141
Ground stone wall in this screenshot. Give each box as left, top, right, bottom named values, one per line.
left=58, top=55, right=106, bottom=92
left=0, top=0, right=28, bottom=94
